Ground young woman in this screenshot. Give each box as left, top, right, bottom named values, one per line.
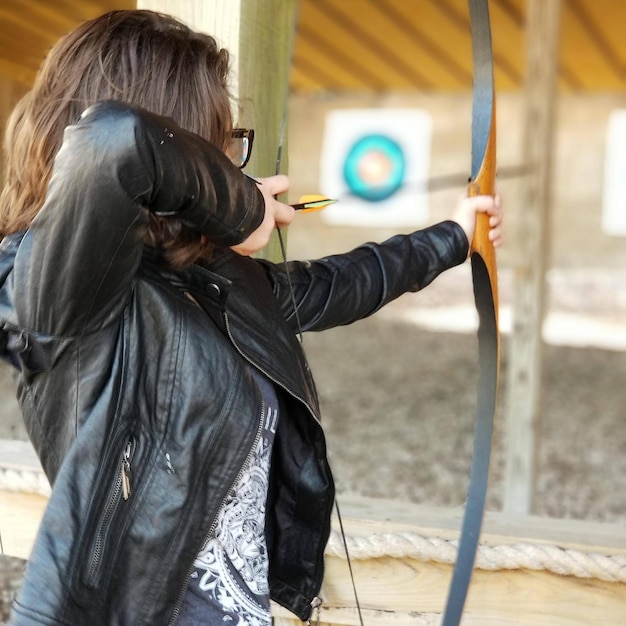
left=0, top=10, right=502, bottom=626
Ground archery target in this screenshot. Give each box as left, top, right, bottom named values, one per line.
left=603, top=109, right=626, bottom=236
left=320, top=109, right=432, bottom=227
left=343, top=134, right=405, bottom=202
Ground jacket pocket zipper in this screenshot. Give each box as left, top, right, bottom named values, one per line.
left=168, top=403, right=265, bottom=626
left=120, top=437, right=134, bottom=500
left=86, top=435, right=136, bottom=587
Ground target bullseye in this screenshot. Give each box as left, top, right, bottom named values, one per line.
left=343, top=134, right=405, bottom=202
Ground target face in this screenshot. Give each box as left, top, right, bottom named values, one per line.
left=343, top=134, right=406, bottom=202
left=603, top=109, right=626, bottom=236
left=320, top=109, right=432, bottom=227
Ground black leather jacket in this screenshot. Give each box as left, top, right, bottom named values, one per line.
left=1, top=101, right=469, bottom=625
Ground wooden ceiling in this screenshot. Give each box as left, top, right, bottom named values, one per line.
left=1, top=0, right=626, bottom=93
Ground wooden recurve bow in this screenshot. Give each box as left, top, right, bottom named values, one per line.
left=441, top=0, right=499, bottom=624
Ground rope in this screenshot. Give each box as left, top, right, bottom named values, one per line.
left=0, top=467, right=50, bottom=497
left=325, top=530, right=626, bottom=584
left=3, top=465, right=625, bottom=586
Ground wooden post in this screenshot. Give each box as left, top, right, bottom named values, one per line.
left=136, top=0, right=296, bottom=262
left=503, top=0, right=561, bottom=514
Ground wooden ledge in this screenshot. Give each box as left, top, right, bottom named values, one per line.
left=2, top=443, right=625, bottom=625
left=334, top=493, right=626, bottom=556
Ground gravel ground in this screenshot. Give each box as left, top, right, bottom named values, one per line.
left=1, top=267, right=624, bottom=525
left=301, top=267, right=626, bottom=525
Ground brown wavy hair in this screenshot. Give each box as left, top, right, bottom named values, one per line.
left=0, top=10, right=233, bottom=267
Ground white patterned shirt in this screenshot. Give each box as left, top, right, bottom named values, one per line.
left=178, top=368, right=279, bottom=626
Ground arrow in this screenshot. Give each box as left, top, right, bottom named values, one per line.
left=291, top=194, right=338, bottom=212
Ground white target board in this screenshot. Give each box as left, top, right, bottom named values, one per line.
left=603, top=109, right=626, bottom=236
left=319, top=109, right=432, bottom=227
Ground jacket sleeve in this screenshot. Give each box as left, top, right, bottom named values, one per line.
left=260, top=220, right=469, bottom=332
left=14, top=100, right=264, bottom=337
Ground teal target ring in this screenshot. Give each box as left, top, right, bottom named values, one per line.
left=343, top=134, right=406, bottom=202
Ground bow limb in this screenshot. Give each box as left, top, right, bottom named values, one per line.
left=468, top=0, right=498, bottom=311
left=442, top=0, right=499, bottom=624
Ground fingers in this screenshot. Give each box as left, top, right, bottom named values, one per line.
left=488, top=218, right=503, bottom=247
left=230, top=175, right=295, bottom=256
left=472, top=194, right=499, bottom=215
left=273, top=201, right=296, bottom=229
left=475, top=193, right=503, bottom=247
left=255, top=174, right=289, bottom=197
left=255, top=175, right=295, bottom=229
left=452, top=192, right=503, bottom=250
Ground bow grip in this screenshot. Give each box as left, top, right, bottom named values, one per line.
left=468, top=102, right=498, bottom=313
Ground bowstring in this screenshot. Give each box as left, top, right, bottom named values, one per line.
left=334, top=499, right=364, bottom=625
left=275, top=227, right=303, bottom=343
left=273, top=3, right=364, bottom=624
left=274, top=0, right=304, bottom=344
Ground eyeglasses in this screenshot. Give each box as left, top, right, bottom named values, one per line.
left=228, top=128, right=255, bottom=169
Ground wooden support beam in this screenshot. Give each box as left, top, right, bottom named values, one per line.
left=273, top=561, right=626, bottom=625
left=271, top=496, right=626, bottom=626
left=4, top=483, right=626, bottom=626
left=136, top=0, right=296, bottom=262
left=503, top=0, right=561, bottom=515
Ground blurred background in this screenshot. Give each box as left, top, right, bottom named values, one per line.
left=0, top=0, right=625, bottom=525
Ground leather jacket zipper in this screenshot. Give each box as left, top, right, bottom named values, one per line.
left=168, top=401, right=266, bottom=626
left=307, top=596, right=323, bottom=625
left=121, top=438, right=134, bottom=500
left=221, top=312, right=328, bottom=618
left=183, top=290, right=319, bottom=421
left=168, top=304, right=326, bottom=623
left=86, top=434, right=136, bottom=586
left=222, top=312, right=320, bottom=425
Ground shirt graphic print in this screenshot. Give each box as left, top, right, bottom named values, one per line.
left=178, top=368, right=279, bottom=626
